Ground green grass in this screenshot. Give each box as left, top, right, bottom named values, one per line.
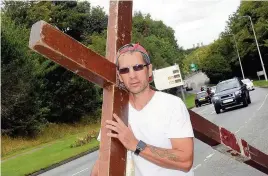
left=185, top=93, right=196, bottom=109
left=1, top=122, right=100, bottom=176
left=2, top=123, right=100, bottom=158
left=253, top=80, right=268, bottom=88
left=1, top=133, right=99, bottom=176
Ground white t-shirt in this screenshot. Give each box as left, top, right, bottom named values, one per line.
left=98, top=91, right=194, bottom=176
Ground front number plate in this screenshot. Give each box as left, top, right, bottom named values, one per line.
left=223, top=99, right=233, bottom=103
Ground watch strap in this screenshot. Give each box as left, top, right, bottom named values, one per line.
left=134, top=140, right=147, bottom=156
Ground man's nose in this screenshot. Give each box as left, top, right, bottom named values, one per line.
left=128, top=67, right=137, bottom=78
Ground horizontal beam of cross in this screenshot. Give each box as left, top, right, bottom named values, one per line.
left=29, top=21, right=116, bottom=88
left=189, top=110, right=268, bottom=174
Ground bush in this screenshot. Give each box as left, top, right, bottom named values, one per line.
left=70, top=130, right=98, bottom=148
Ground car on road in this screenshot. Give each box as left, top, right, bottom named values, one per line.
left=242, top=78, right=254, bottom=91
left=186, top=86, right=193, bottom=91
left=195, top=91, right=212, bottom=107
left=210, top=86, right=217, bottom=94
left=200, top=86, right=207, bottom=91
left=212, top=77, right=251, bottom=114
left=183, top=83, right=193, bottom=91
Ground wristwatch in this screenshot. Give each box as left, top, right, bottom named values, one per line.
left=134, top=140, right=147, bottom=156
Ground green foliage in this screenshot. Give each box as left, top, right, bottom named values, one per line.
left=132, top=12, right=184, bottom=69
left=229, top=1, right=268, bottom=78
left=253, top=80, right=268, bottom=88
left=184, top=93, right=196, bottom=109
left=87, top=12, right=185, bottom=69
left=184, top=2, right=268, bottom=83
left=87, top=31, right=107, bottom=56
left=1, top=15, right=46, bottom=137
left=1, top=1, right=107, bottom=137
left=201, top=54, right=232, bottom=83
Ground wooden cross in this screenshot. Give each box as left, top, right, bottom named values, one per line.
left=29, top=0, right=268, bottom=175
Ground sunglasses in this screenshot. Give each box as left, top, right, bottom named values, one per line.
left=118, top=64, right=149, bottom=74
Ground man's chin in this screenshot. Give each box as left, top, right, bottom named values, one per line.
left=128, top=86, right=148, bottom=95
left=129, top=89, right=142, bottom=94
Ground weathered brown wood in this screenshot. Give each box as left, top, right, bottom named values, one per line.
left=189, top=110, right=268, bottom=174
left=29, top=21, right=116, bottom=88
left=98, top=1, right=133, bottom=176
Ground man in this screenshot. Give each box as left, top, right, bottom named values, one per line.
left=91, top=43, right=194, bottom=176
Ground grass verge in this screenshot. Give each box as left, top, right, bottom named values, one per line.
left=253, top=80, right=268, bottom=88
left=1, top=132, right=99, bottom=176
left=2, top=123, right=100, bottom=158
left=2, top=123, right=100, bottom=176
left=185, top=93, right=196, bottom=109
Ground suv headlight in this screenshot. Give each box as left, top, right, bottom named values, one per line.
left=235, top=90, right=242, bottom=95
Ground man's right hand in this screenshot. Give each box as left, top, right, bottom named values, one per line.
left=90, top=159, right=99, bottom=176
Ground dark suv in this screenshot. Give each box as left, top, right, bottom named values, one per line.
left=212, top=78, right=251, bottom=114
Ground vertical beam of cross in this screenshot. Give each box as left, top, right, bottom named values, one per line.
left=98, top=1, right=133, bottom=176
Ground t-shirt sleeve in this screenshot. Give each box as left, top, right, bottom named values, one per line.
left=166, top=98, right=194, bottom=138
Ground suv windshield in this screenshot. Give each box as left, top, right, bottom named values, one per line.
left=216, top=79, right=240, bottom=93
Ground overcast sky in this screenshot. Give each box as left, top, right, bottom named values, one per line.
left=89, top=0, right=241, bottom=49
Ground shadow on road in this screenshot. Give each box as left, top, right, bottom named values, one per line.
left=222, top=104, right=247, bottom=113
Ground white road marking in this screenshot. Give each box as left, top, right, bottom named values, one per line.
left=72, top=168, right=89, bottom=176
left=199, top=107, right=209, bottom=113
left=203, top=152, right=215, bottom=162
left=235, top=126, right=243, bottom=133
left=193, top=164, right=202, bottom=170
left=205, top=153, right=215, bottom=159
left=199, top=105, right=214, bottom=114
left=210, top=111, right=215, bottom=114
left=257, top=93, right=268, bottom=111
left=235, top=92, right=268, bottom=134
left=235, top=113, right=257, bottom=134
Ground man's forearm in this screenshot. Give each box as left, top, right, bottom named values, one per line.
left=139, top=145, right=193, bottom=172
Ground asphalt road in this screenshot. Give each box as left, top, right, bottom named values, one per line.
left=39, top=87, right=268, bottom=176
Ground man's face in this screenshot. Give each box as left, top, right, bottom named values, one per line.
left=117, top=52, right=152, bottom=94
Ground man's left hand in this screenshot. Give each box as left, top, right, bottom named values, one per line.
left=105, top=113, right=138, bottom=151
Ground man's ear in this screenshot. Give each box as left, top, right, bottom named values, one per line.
left=148, top=64, right=154, bottom=83
left=148, top=64, right=153, bottom=78
left=117, top=70, right=123, bottom=82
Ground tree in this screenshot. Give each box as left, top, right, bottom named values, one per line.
left=184, top=2, right=268, bottom=81
left=132, top=12, right=184, bottom=69
left=1, top=16, right=46, bottom=137
left=1, top=1, right=107, bottom=136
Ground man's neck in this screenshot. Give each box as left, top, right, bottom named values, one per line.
left=129, top=87, right=155, bottom=111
